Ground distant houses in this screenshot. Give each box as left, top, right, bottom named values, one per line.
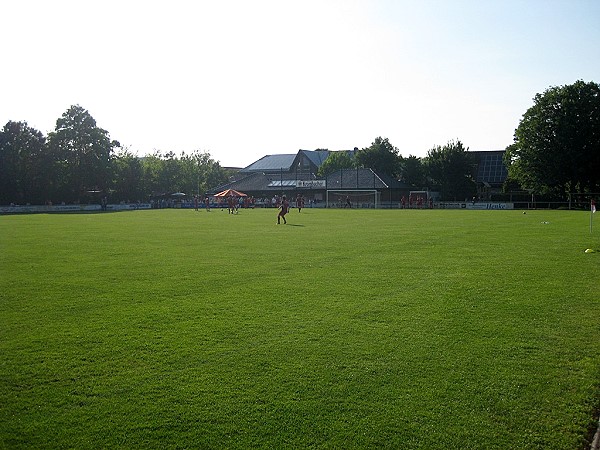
left=208, top=149, right=508, bottom=207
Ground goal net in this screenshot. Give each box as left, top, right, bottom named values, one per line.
left=326, top=190, right=380, bottom=208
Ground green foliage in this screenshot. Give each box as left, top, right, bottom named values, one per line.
left=355, top=136, right=401, bottom=177
left=194, top=151, right=229, bottom=194
left=0, top=121, right=47, bottom=204
left=111, top=148, right=146, bottom=202
left=317, top=150, right=355, bottom=177
left=400, top=154, right=426, bottom=186
left=424, top=140, right=476, bottom=200
left=1, top=209, right=599, bottom=449
left=47, top=105, right=119, bottom=202
left=138, top=150, right=228, bottom=198
left=0, top=107, right=228, bottom=204
left=506, top=80, right=600, bottom=196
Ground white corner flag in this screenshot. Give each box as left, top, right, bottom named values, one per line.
left=591, top=199, right=596, bottom=234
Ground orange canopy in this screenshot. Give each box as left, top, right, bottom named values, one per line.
left=213, top=189, right=247, bottom=197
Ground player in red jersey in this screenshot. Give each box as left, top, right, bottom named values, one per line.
left=297, top=194, right=304, bottom=213
left=277, top=195, right=289, bottom=224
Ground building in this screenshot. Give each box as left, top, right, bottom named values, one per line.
left=208, top=149, right=410, bottom=207
left=470, top=150, right=509, bottom=199
left=240, top=149, right=334, bottom=179
left=208, top=149, right=509, bottom=206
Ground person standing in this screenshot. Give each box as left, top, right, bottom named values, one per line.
left=227, top=195, right=235, bottom=214
left=277, top=195, right=289, bottom=224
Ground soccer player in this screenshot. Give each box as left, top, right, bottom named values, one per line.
left=277, top=195, right=289, bottom=224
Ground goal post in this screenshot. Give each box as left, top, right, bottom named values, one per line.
left=326, top=190, right=380, bottom=208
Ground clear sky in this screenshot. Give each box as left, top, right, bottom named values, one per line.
left=2, top=0, right=599, bottom=167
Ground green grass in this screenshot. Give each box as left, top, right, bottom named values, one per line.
left=1, top=208, right=599, bottom=449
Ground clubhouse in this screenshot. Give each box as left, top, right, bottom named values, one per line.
left=208, top=149, right=508, bottom=208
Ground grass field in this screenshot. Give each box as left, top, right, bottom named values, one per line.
left=1, top=207, right=599, bottom=449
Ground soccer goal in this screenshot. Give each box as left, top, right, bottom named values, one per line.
left=326, top=190, right=380, bottom=208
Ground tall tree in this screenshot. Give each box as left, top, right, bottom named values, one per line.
left=47, top=105, right=120, bottom=202
left=140, top=153, right=164, bottom=197
left=424, top=140, right=476, bottom=200
left=505, top=80, right=600, bottom=196
left=139, top=150, right=228, bottom=199
left=112, top=148, right=145, bottom=202
left=400, top=155, right=426, bottom=186
left=159, top=151, right=183, bottom=193
left=317, top=151, right=355, bottom=177
left=193, top=151, right=228, bottom=195
left=0, top=121, right=48, bottom=204
left=355, top=137, right=401, bottom=177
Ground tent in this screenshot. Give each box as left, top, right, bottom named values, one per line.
left=213, top=189, right=247, bottom=197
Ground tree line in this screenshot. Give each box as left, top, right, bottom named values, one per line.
left=2, top=80, right=598, bottom=205
left=320, top=80, right=600, bottom=201
left=0, top=102, right=477, bottom=205
left=0, top=105, right=230, bottom=205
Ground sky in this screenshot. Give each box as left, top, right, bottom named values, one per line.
left=2, top=0, right=599, bottom=168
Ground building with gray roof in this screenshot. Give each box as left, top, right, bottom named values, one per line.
left=241, top=154, right=297, bottom=174
left=208, top=148, right=508, bottom=207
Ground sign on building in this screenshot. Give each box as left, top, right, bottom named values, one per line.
left=296, top=180, right=326, bottom=188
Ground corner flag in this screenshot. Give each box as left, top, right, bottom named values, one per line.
left=591, top=199, right=596, bottom=234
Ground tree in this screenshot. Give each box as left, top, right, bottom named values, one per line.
left=139, top=151, right=178, bottom=196
left=355, top=137, right=401, bottom=177
left=0, top=106, right=230, bottom=205
left=424, top=140, right=476, bottom=200
left=193, top=151, right=228, bottom=195
left=0, top=121, right=48, bottom=204
left=158, top=151, right=186, bottom=194
left=139, top=150, right=228, bottom=199
left=400, top=155, right=426, bottom=186
left=112, top=148, right=145, bottom=202
left=317, top=151, right=355, bottom=177
left=47, top=105, right=120, bottom=202
left=505, top=80, right=600, bottom=196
